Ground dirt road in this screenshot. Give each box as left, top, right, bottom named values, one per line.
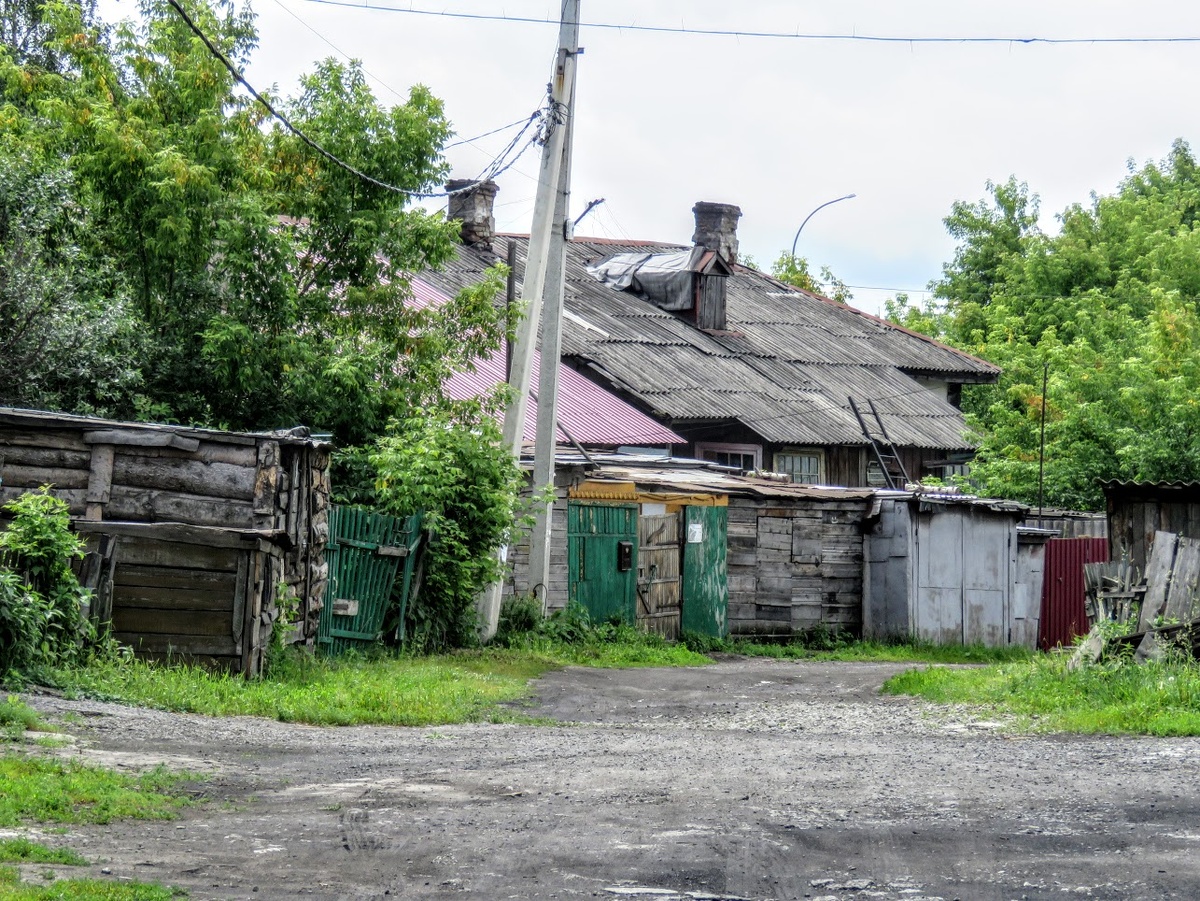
left=15, top=658, right=1200, bottom=900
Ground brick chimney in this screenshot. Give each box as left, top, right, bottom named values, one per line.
left=447, top=179, right=499, bottom=249
left=692, top=201, right=742, bottom=265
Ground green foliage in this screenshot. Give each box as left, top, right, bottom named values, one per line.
left=681, top=631, right=1032, bottom=664
left=0, top=151, right=145, bottom=416
left=770, top=252, right=851, bottom=303
left=0, top=754, right=190, bottom=826
left=893, top=141, right=1200, bottom=508
left=0, top=0, right=509, bottom=446
left=0, top=837, right=86, bottom=866
left=0, top=489, right=95, bottom=674
left=493, top=602, right=711, bottom=667
left=0, top=868, right=182, bottom=900
left=0, top=695, right=52, bottom=739
left=55, top=649, right=545, bottom=726
left=883, top=654, right=1200, bottom=735
left=371, top=401, right=526, bottom=653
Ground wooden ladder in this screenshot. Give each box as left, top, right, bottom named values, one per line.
left=849, top=397, right=911, bottom=490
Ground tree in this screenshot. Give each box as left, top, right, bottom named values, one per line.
left=770, top=252, right=851, bottom=303
left=0, top=150, right=144, bottom=415
left=0, top=0, right=510, bottom=445
left=898, top=141, right=1200, bottom=509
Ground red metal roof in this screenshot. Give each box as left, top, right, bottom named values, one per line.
left=414, top=277, right=684, bottom=447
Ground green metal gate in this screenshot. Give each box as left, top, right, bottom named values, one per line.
left=318, top=505, right=424, bottom=655
left=567, top=502, right=638, bottom=624
left=682, top=505, right=729, bottom=638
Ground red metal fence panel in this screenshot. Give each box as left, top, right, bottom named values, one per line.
left=1039, top=537, right=1110, bottom=650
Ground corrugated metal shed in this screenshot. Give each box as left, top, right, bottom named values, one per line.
left=418, top=234, right=998, bottom=451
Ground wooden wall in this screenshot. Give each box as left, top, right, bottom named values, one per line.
left=0, top=409, right=330, bottom=673
left=727, top=495, right=871, bottom=637
left=1105, top=484, right=1200, bottom=575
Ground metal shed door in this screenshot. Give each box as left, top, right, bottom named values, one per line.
left=682, top=506, right=729, bottom=638
left=567, top=502, right=638, bottom=624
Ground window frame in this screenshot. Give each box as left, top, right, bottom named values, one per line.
left=695, top=441, right=762, bottom=471
left=773, top=448, right=825, bottom=484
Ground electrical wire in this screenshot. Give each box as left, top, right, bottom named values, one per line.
left=298, top=1, right=1200, bottom=46
left=445, top=113, right=537, bottom=149
left=268, top=0, right=407, bottom=102
left=165, top=0, right=551, bottom=198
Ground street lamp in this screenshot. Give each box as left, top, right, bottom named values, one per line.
left=791, top=193, right=857, bottom=258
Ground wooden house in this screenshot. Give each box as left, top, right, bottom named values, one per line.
left=0, top=408, right=331, bottom=673
left=418, top=182, right=1000, bottom=489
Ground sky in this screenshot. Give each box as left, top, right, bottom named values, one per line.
left=101, top=0, right=1200, bottom=315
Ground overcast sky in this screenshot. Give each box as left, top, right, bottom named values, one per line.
left=103, top=0, right=1200, bottom=314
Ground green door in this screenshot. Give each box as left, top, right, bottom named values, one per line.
left=682, top=505, right=729, bottom=638
left=318, top=506, right=423, bottom=655
left=567, top=502, right=638, bottom=624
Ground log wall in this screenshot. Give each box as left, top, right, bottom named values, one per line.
left=0, top=408, right=330, bottom=674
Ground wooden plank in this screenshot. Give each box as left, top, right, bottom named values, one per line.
left=115, top=442, right=259, bottom=467
left=115, top=565, right=237, bottom=591
left=74, top=520, right=280, bottom=548
left=114, top=585, right=234, bottom=612
left=85, top=444, right=115, bottom=520
left=110, top=454, right=256, bottom=502
left=1138, top=531, right=1179, bottom=630
left=111, top=607, right=231, bottom=636
left=1165, top=536, right=1200, bottom=623
left=0, top=430, right=89, bottom=452
left=85, top=430, right=201, bottom=452
left=232, top=552, right=249, bottom=645
left=253, top=441, right=280, bottom=516
left=117, top=539, right=241, bottom=572
left=112, top=633, right=237, bottom=657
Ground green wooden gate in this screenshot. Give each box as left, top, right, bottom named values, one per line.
left=682, top=505, right=729, bottom=638
left=318, top=506, right=423, bottom=655
left=567, top=502, right=638, bottom=624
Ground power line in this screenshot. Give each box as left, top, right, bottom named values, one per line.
left=299, top=1, right=1200, bottom=46
left=269, top=0, right=406, bottom=102
left=164, top=0, right=550, bottom=199
left=446, top=114, right=537, bottom=149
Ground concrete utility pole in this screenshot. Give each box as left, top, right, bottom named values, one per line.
left=528, top=61, right=578, bottom=614
left=478, top=0, right=581, bottom=640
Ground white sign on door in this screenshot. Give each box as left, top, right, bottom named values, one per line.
left=687, top=522, right=704, bottom=544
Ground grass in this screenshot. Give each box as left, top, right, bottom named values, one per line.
left=685, top=631, right=1034, bottom=665
left=0, top=756, right=192, bottom=827
left=882, top=653, right=1200, bottom=735
left=49, top=644, right=706, bottom=727
left=0, top=697, right=55, bottom=741
left=0, top=839, right=87, bottom=867
left=0, top=866, right=182, bottom=899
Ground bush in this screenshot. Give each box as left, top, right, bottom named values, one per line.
left=0, top=488, right=95, bottom=676
left=371, top=403, right=527, bottom=653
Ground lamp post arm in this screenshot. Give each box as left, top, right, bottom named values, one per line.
left=791, top=193, right=856, bottom=258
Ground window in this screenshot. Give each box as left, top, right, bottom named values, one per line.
left=695, top=442, right=761, bottom=471
left=774, top=449, right=824, bottom=484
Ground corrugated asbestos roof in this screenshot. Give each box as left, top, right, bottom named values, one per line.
left=417, top=234, right=999, bottom=450
left=419, top=281, right=684, bottom=447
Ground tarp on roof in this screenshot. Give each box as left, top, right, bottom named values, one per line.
left=586, top=249, right=700, bottom=312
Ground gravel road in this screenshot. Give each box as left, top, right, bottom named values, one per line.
left=12, top=658, right=1200, bottom=901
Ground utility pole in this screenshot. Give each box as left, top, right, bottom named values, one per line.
left=478, top=0, right=581, bottom=640
left=528, top=55, right=578, bottom=613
